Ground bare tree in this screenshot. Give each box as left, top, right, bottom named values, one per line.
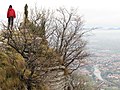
left=1, top=7, right=89, bottom=90
left=45, top=8, right=89, bottom=90
left=47, top=8, right=89, bottom=74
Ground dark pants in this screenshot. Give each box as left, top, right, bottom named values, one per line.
left=8, top=17, right=14, bottom=30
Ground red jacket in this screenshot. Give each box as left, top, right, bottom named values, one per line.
left=7, top=8, right=16, bottom=18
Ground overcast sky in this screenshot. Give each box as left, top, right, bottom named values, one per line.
left=0, top=0, right=120, bottom=28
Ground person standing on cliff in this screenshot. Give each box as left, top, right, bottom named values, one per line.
left=7, top=5, right=16, bottom=30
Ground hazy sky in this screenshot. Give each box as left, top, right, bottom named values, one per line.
left=0, top=0, right=120, bottom=28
